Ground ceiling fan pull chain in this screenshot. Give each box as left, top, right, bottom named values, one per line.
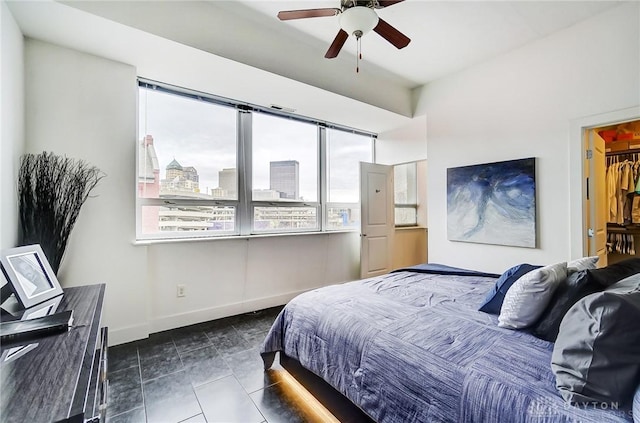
left=356, top=35, right=361, bottom=73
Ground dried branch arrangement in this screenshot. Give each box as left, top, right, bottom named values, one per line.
left=18, top=152, right=105, bottom=274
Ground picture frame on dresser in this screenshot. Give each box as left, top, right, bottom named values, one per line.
left=1, top=343, right=39, bottom=364
left=0, top=244, right=63, bottom=308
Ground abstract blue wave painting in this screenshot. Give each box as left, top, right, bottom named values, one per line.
left=447, top=158, right=536, bottom=248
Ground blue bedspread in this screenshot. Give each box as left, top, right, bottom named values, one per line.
left=261, top=268, right=633, bottom=423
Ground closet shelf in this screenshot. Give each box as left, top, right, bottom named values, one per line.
left=605, top=148, right=640, bottom=157
left=607, top=225, right=640, bottom=234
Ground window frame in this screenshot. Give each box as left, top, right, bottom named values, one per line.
left=136, top=79, right=375, bottom=241
left=247, top=111, right=321, bottom=235
left=394, top=161, right=419, bottom=228
left=324, top=126, right=375, bottom=231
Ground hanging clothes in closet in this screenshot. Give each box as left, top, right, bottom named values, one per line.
left=606, top=153, right=640, bottom=225
left=607, top=232, right=636, bottom=255
left=606, top=153, right=640, bottom=256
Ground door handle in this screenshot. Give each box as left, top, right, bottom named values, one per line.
left=361, top=234, right=367, bottom=237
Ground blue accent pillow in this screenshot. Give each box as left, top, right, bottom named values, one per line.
left=479, top=263, right=541, bottom=314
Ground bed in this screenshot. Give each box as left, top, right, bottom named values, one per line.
left=260, top=264, right=635, bottom=423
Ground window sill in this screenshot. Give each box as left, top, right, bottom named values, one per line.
left=132, top=229, right=359, bottom=246
left=395, top=226, right=428, bottom=231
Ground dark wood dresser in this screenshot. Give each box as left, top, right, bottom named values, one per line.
left=0, top=284, right=108, bottom=423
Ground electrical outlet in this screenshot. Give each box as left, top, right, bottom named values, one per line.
left=177, top=284, right=186, bottom=297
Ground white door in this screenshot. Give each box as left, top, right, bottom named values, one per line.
left=587, top=129, right=607, bottom=266
left=360, top=162, right=394, bottom=278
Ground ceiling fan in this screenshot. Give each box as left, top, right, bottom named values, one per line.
left=277, top=0, right=411, bottom=61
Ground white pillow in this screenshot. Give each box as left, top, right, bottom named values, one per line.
left=567, top=256, right=599, bottom=272
left=498, top=262, right=568, bottom=329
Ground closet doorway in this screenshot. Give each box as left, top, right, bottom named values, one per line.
left=586, top=118, right=640, bottom=267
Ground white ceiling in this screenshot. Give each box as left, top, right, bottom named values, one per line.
left=235, top=0, right=622, bottom=87
left=59, top=0, right=624, bottom=90
left=7, top=0, right=626, bottom=130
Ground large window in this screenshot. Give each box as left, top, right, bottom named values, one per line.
left=136, top=80, right=374, bottom=240
left=326, top=129, right=373, bottom=229
left=138, top=85, right=238, bottom=238
left=394, top=162, right=418, bottom=226
left=252, top=113, right=319, bottom=232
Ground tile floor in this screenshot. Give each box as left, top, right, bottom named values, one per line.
left=106, top=305, right=304, bottom=423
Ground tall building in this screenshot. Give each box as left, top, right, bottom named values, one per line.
left=270, top=160, right=299, bottom=200
left=218, top=168, right=237, bottom=198
left=166, top=158, right=183, bottom=180
left=161, top=159, right=201, bottom=194
left=183, top=166, right=199, bottom=184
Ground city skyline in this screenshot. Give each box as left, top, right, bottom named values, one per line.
left=139, top=86, right=372, bottom=203
left=157, top=157, right=305, bottom=201
left=138, top=136, right=362, bottom=233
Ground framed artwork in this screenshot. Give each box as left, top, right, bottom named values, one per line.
left=447, top=157, right=536, bottom=248
left=0, top=245, right=63, bottom=308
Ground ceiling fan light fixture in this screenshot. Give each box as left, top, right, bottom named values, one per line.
left=339, top=6, right=379, bottom=38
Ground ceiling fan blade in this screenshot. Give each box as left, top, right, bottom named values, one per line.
left=277, top=8, right=340, bottom=21
left=325, top=30, right=349, bottom=58
left=373, top=18, right=411, bottom=49
left=377, top=0, right=404, bottom=8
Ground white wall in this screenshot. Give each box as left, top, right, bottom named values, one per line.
left=23, top=39, right=363, bottom=344
left=25, top=39, right=150, bottom=343
left=414, top=3, right=640, bottom=273
left=148, top=232, right=360, bottom=333
left=0, top=1, right=24, bottom=250
left=376, top=115, right=427, bottom=165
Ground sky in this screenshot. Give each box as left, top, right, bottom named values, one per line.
left=138, top=87, right=372, bottom=202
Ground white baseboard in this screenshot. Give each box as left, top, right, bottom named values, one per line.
left=108, top=322, right=151, bottom=346
left=107, top=289, right=308, bottom=346
left=151, top=290, right=305, bottom=333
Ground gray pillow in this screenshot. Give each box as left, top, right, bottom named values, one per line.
left=567, top=256, right=599, bottom=272
left=498, top=262, right=567, bottom=329
left=552, top=273, right=640, bottom=405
